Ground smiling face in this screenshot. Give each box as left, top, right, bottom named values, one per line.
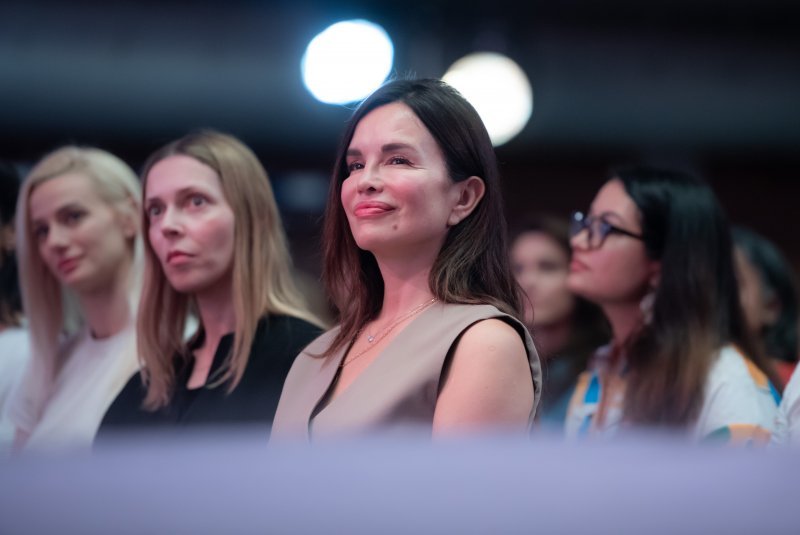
left=144, top=154, right=235, bottom=296
left=340, top=101, right=468, bottom=261
left=29, top=172, right=133, bottom=295
left=567, top=179, right=659, bottom=306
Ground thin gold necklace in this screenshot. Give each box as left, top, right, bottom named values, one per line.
left=340, top=298, right=437, bottom=368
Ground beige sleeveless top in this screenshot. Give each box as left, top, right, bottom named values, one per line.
left=271, top=302, right=541, bottom=440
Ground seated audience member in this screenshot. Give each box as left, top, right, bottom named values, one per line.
left=510, top=215, right=609, bottom=426
left=0, top=161, right=28, bottom=451
left=99, top=131, right=322, bottom=438
left=7, top=147, right=142, bottom=450
left=271, top=79, right=541, bottom=440
left=565, top=166, right=780, bottom=444
left=773, top=364, right=800, bottom=446
left=733, top=226, right=798, bottom=385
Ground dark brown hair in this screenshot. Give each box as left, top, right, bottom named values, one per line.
left=322, top=78, right=522, bottom=355
left=615, top=166, right=780, bottom=426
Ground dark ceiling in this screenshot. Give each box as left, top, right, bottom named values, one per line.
left=2, top=0, right=800, bottom=270
left=1, top=0, right=798, bottom=166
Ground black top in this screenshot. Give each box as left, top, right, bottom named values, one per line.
left=97, top=314, right=321, bottom=438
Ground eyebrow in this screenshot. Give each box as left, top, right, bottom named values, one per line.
left=346, top=142, right=418, bottom=158
left=593, top=210, right=624, bottom=222
left=594, top=210, right=641, bottom=231
left=145, top=186, right=207, bottom=203
left=30, top=202, right=85, bottom=226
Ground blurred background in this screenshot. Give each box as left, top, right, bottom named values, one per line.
left=2, top=0, right=799, bottom=278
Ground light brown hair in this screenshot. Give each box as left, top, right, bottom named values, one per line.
left=137, top=130, right=321, bottom=410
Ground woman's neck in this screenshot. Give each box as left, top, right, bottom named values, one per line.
left=77, top=260, right=132, bottom=339
left=602, top=301, right=643, bottom=349
left=195, top=280, right=237, bottom=353
left=375, top=256, right=436, bottom=320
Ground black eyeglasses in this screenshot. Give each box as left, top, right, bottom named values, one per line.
left=570, top=211, right=644, bottom=250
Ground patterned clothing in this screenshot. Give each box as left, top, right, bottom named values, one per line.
left=565, top=344, right=779, bottom=444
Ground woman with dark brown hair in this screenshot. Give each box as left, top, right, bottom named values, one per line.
left=272, top=79, right=541, bottom=440
left=565, top=166, right=780, bottom=443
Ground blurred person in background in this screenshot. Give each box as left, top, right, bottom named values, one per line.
left=7, top=147, right=142, bottom=451
left=99, top=131, right=322, bottom=438
left=565, top=166, right=780, bottom=444
left=733, top=226, right=798, bottom=385
left=272, top=79, right=540, bottom=440
left=510, top=215, right=609, bottom=427
left=0, top=161, right=28, bottom=451
left=732, top=227, right=800, bottom=447
left=773, top=358, right=800, bottom=446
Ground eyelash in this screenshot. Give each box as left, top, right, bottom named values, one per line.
left=146, top=204, right=163, bottom=219
left=146, top=194, right=208, bottom=219
left=64, top=210, right=85, bottom=224
left=346, top=156, right=412, bottom=174
left=33, top=226, right=48, bottom=241
left=188, top=194, right=207, bottom=207
left=347, top=162, right=363, bottom=173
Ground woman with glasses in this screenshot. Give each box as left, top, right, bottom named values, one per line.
left=564, top=166, right=780, bottom=443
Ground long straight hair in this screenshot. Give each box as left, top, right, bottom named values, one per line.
left=615, top=166, right=778, bottom=426
left=137, top=130, right=321, bottom=410
left=14, top=147, right=142, bottom=427
left=322, top=78, right=522, bottom=356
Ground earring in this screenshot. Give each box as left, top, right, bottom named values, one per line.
left=640, top=288, right=656, bottom=325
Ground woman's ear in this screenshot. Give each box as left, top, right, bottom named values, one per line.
left=0, top=223, right=15, bottom=254
left=118, top=196, right=140, bottom=239
left=762, top=295, right=782, bottom=327
left=648, top=261, right=662, bottom=289
left=447, top=176, right=485, bottom=226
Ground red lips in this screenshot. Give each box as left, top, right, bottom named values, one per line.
left=353, top=201, right=394, bottom=218
left=56, top=256, right=81, bottom=275
left=166, top=250, right=193, bottom=265
left=569, top=257, right=589, bottom=273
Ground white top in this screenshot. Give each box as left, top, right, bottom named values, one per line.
left=566, top=345, right=779, bottom=443
left=7, top=324, right=139, bottom=451
left=0, top=327, right=30, bottom=452
left=772, top=364, right=800, bottom=446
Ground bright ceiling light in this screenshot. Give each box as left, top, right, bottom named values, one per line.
left=302, top=20, right=394, bottom=105
left=443, top=52, right=533, bottom=146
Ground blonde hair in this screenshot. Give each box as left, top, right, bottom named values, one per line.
left=138, top=130, right=321, bottom=410
left=14, top=146, right=143, bottom=426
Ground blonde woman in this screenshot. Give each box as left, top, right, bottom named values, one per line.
left=99, top=131, right=322, bottom=436
left=7, top=147, right=142, bottom=450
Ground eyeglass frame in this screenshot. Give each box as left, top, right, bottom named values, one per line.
left=569, top=211, right=644, bottom=249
